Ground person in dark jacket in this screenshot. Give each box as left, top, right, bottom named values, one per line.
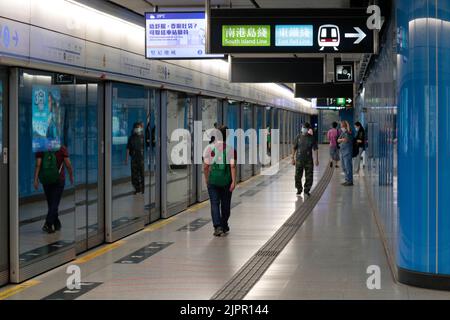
left=353, top=121, right=366, bottom=174
left=126, top=122, right=145, bottom=194
left=292, top=122, right=319, bottom=197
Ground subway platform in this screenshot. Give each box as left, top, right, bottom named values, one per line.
left=2, top=147, right=450, bottom=301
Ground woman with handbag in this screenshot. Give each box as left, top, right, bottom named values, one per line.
left=203, top=125, right=237, bottom=237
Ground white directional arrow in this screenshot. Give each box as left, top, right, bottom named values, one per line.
left=345, top=27, right=366, bottom=44
left=346, top=98, right=353, bottom=103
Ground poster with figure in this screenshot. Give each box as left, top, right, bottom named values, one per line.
left=112, top=101, right=129, bottom=145
left=32, top=85, right=62, bottom=152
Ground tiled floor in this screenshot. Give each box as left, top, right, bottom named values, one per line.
left=245, top=165, right=450, bottom=300
left=3, top=147, right=450, bottom=300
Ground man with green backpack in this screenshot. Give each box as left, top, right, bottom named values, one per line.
left=34, top=146, right=74, bottom=234
left=203, top=125, right=237, bottom=237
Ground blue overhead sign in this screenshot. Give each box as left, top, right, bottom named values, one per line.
left=145, top=12, right=223, bottom=59
left=275, top=25, right=313, bottom=46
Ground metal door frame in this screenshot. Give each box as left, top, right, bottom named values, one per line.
left=188, top=95, right=197, bottom=206
left=9, top=68, right=76, bottom=283
left=148, top=88, right=161, bottom=224
left=0, top=67, right=9, bottom=286
left=196, top=96, right=220, bottom=203
left=240, top=103, right=255, bottom=181
left=73, top=79, right=105, bottom=254
left=104, top=82, right=146, bottom=242
left=161, top=90, right=196, bottom=218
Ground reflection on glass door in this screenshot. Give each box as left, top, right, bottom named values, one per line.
left=73, top=81, right=103, bottom=253
left=147, top=89, right=160, bottom=223
left=110, top=83, right=147, bottom=239
left=0, top=70, right=8, bottom=285
left=255, top=105, right=264, bottom=175
left=18, top=70, right=77, bottom=280
left=198, top=96, right=219, bottom=202
left=241, top=103, right=254, bottom=181
left=224, top=100, right=240, bottom=181
left=165, top=91, right=194, bottom=216
left=16, top=70, right=104, bottom=281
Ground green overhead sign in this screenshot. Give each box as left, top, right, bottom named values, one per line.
left=336, top=98, right=346, bottom=106
left=222, top=25, right=271, bottom=47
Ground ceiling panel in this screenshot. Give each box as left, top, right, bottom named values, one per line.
left=109, top=0, right=352, bottom=14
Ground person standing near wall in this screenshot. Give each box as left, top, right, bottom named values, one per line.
left=353, top=121, right=366, bottom=174
left=126, top=122, right=145, bottom=195
left=327, top=122, right=340, bottom=168
left=338, top=121, right=354, bottom=186
left=34, top=145, right=74, bottom=234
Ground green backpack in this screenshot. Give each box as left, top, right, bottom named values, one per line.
left=209, top=147, right=232, bottom=187
left=39, top=152, right=61, bottom=185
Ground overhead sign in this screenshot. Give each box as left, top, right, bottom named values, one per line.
left=230, top=57, right=323, bottom=83
left=208, top=9, right=375, bottom=54
left=145, top=12, right=224, bottom=59
left=313, top=98, right=353, bottom=110
left=222, top=25, right=271, bottom=46
left=53, top=73, right=75, bottom=84
left=295, top=83, right=354, bottom=98
left=275, top=25, right=313, bottom=46
left=335, top=62, right=354, bottom=82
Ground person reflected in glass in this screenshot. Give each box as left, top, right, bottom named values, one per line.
left=34, top=145, right=74, bottom=234
left=353, top=121, right=366, bottom=174
left=126, top=122, right=145, bottom=195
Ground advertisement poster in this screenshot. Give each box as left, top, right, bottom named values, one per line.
left=112, top=99, right=128, bottom=146
left=146, top=12, right=223, bottom=59
left=32, top=85, right=62, bottom=152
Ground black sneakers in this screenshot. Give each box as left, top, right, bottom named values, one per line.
left=296, top=190, right=302, bottom=197
left=42, top=223, right=55, bottom=234
left=214, top=227, right=224, bottom=237
left=304, top=191, right=311, bottom=197
left=54, top=219, right=62, bottom=231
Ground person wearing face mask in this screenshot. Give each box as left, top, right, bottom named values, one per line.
left=353, top=121, right=366, bottom=174
left=337, top=121, right=354, bottom=186
left=292, top=122, right=319, bottom=197
left=127, top=122, right=145, bottom=195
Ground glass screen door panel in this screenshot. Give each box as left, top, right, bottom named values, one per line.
left=147, top=89, right=160, bottom=223
left=73, top=81, right=103, bottom=253
left=224, top=101, right=240, bottom=181
left=241, top=103, right=254, bottom=181
left=255, top=106, right=264, bottom=175
left=18, top=69, right=76, bottom=280
left=198, top=97, right=219, bottom=202
left=110, top=83, right=147, bottom=238
left=166, top=91, right=194, bottom=215
left=0, top=71, right=8, bottom=285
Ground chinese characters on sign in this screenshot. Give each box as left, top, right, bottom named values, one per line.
left=146, top=12, right=223, bottom=59
left=275, top=25, right=313, bottom=46
left=222, top=25, right=271, bottom=47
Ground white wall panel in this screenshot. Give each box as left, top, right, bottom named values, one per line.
left=0, top=0, right=315, bottom=114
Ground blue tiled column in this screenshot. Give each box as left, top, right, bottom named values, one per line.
left=397, top=0, right=450, bottom=288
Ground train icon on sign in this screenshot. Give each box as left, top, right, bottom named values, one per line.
left=318, top=25, right=340, bottom=51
